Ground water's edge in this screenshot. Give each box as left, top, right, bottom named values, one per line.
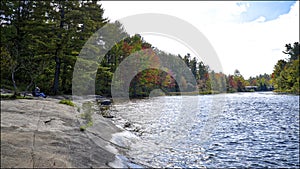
left=105, top=92, right=299, bottom=168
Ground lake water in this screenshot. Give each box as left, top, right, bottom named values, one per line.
left=110, top=92, right=299, bottom=168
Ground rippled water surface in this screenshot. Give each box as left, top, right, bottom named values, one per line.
left=111, top=92, right=299, bottom=168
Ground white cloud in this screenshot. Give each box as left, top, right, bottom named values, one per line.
left=101, top=1, right=299, bottom=78
left=253, top=16, right=266, bottom=23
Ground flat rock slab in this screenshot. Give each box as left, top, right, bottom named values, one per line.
left=1, top=99, right=121, bottom=168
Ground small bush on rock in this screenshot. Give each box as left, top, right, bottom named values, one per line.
left=59, top=99, right=75, bottom=107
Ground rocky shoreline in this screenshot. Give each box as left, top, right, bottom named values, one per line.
left=0, top=96, right=140, bottom=168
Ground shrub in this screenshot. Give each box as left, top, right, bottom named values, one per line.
left=59, top=99, right=75, bottom=107
left=79, top=120, right=93, bottom=132
left=79, top=125, right=87, bottom=131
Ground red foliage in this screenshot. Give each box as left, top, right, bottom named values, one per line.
left=228, top=75, right=237, bottom=89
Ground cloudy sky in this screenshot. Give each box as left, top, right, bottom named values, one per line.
left=101, top=1, right=299, bottom=78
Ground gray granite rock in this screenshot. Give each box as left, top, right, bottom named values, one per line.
left=1, top=98, right=122, bottom=168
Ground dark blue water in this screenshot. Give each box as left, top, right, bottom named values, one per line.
left=111, top=92, right=299, bottom=168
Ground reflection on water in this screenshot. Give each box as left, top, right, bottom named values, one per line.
left=110, top=92, right=299, bottom=168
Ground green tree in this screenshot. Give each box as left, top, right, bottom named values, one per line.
left=233, top=69, right=246, bottom=92
left=183, top=53, right=190, bottom=67
left=272, top=42, right=299, bottom=94
left=283, top=42, right=299, bottom=61
left=197, top=61, right=210, bottom=91
left=0, top=0, right=40, bottom=94
left=49, top=0, right=107, bottom=94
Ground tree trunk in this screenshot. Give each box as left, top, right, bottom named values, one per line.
left=12, top=1, right=21, bottom=96
left=53, top=50, right=61, bottom=95
left=61, top=62, right=68, bottom=92
left=24, top=73, right=34, bottom=97
left=11, top=67, right=18, bottom=95
left=52, top=1, right=64, bottom=95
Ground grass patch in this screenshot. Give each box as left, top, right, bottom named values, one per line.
left=1, top=94, right=33, bottom=100
left=1, top=94, right=15, bottom=100
left=59, top=99, right=75, bottom=107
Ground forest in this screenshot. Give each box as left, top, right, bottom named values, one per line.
left=1, top=1, right=299, bottom=97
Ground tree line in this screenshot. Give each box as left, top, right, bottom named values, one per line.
left=271, top=42, right=299, bottom=94
left=1, top=0, right=107, bottom=95
left=1, top=1, right=298, bottom=97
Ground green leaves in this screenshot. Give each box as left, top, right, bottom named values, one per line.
left=1, top=0, right=108, bottom=94
left=272, top=42, right=299, bottom=94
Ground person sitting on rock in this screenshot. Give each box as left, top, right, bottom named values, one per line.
left=33, top=87, right=47, bottom=98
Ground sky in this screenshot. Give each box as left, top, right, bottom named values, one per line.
left=101, top=1, right=299, bottom=78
